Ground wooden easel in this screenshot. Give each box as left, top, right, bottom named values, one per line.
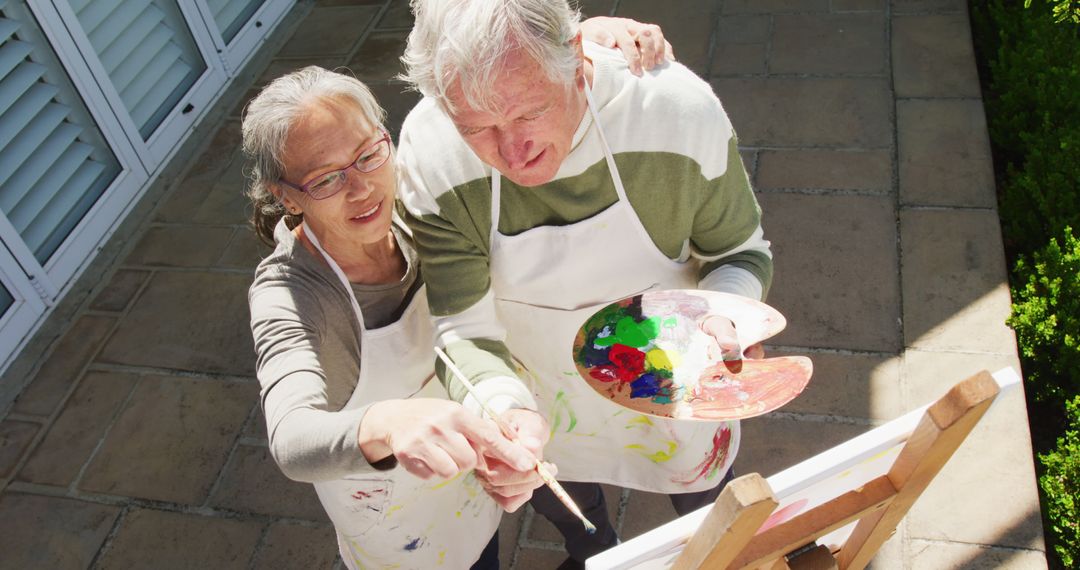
left=671, top=370, right=1002, bottom=570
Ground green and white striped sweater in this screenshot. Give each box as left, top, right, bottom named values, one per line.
left=398, top=42, right=772, bottom=413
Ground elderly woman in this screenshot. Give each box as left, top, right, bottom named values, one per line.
left=243, top=19, right=672, bottom=570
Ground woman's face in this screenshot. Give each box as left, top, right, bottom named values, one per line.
left=277, top=97, right=396, bottom=251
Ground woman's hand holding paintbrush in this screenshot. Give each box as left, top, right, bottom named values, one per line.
left=472, top=408, right=555, bottom=512
left=436, top=347, right=598, bottom=533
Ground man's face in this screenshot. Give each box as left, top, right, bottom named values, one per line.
left=446, top=48, right=587, bottom=187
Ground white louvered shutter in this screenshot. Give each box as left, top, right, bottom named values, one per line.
left=69, top=0, right=207, bottom=138
left=0, top=0, right=121, bottom=263
left=205, top=0, right=263, bottom=44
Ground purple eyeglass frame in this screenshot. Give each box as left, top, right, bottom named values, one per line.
left=278, top=129, right=392, bottom=198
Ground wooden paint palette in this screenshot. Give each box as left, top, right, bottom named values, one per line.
left=572, top=290, right=812, bottom=421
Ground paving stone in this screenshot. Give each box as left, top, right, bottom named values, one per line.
left=278, top=6, right=381, bottom=57
left=18, top=372, right=138, bottom=487
left=902, top=351, right=1043, bottom=551
left=724, top=0, right=829, bottom=13
left=739, top=149, right=757, bottom=179
left=733, top=414, right=869, bottom=480
left=770, top=350, right=904, bottom=421
left=155, top=119, right=243, bottom=225
left=907, top=539, right=1047, bottom=569
left=79, top=375, right=255, bottom=504
left=255, top=57, right=343, bottom=86
left=251, top=521, right=339, bottom=569
left=367, top=82, right=423, bottom=139
left=513, top=545, right=570, bottom=568
left=755, top=149, right=892, bottom=193
left=191, top=158, right=252, bottom=225
left=711, top=78, right=892, bottom=147
left=580, top=0, right=618, bottom=17
left=891, top=0, right=967, bottom=13
left=243, top=404, right=268, bottom=440
left=620, top=488, right=679, bottom=540
left=208, top=444, right=327, bottom=521
left=771, top=14, right=886, bottom=75
left=231, top=87, right=262, bottom=118
left=0, top=420, right=38, bottom=478
left=97, top=508, right=263, bottom=569
left=616, top=0, right=716, bottom=76
left=346, top=31, right=409, bottom=82
left=98, top=272, right=256, bottom=376
left=0, top=492, right=120, bottom=568
left=218, top=230, right=272, bottom=270
left=892, top=14, right=981, bottom=98
left=124, top=225, right=234, bottom=267
left=832, top=0, right=885, bottom=11
left=717, top=15, right=770, bottom=44
left=899, top=209, right=1015, bottom=353
left=157, top=175, right=217, bottom=225
left=897, top=99, right=995, bottom=208
left=183, top=120, right=242, bottom=182
left=90, top=269, right=151, bottom=312
left=865, top=525, right=906, bottom=569
left=13, top=315, right=116, bottom=416
left=498, top=507, right=525, bottom=566
left=378, top=0, right=414, bottom=28
left=758, top=193, right=901, bottom=352
left=711, top=43, right=767, bottom=75
left=901, top=351, right=1021, bottom=410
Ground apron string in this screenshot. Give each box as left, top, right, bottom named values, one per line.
left=581, top=80, right=629, bottom=203
left=303, top=223, right=369, bottom=335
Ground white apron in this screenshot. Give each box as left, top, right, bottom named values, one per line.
left=488, top=84, right=739, bottom=494
left=306, top=223, right=501, bottom=569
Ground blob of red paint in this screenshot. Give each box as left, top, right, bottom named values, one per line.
left=607, top=344, right=645, bottom=382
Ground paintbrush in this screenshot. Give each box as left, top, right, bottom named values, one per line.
left=434, top=346, right=597, bottom=535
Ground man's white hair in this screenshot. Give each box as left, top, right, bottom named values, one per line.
left=400, top=0, right=582, bottom=114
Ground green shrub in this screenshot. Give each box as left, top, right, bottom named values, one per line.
left=978, top=0, right=1080, bottom=257
left=973, top=1, right=1080, bottom=566
left=1039, top=395, right=1080, bottom=567
left=1026, top=0, right=1080, bottom=23
left=1000, top=131, right=1080, bottom=256
left=1007, top=228, right=1080, bottom=403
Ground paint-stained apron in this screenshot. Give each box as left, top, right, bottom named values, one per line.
left=305, top=223, right=501, bottom=569
left=488, top=83, right=739, bottom=494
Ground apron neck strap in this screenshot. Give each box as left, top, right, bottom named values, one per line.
left=303, top=223, right=367, bottom=333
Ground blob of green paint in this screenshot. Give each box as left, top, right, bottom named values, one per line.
left=594, top=316, right=661, bottom=348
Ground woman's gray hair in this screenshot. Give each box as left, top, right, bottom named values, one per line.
left=400, top=0, right=581, bottom=114
left=241, top=66, right=386, bottom=244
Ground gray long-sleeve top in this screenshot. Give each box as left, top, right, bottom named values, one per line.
left=248, top=219, right=420, bottom=482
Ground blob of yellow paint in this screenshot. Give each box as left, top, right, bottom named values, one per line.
left=646, top=348, right=679, bottom=371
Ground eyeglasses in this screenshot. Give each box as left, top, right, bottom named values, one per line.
left=279, top=129, right=392, bottom=200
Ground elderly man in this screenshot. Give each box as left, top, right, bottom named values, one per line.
left=397, top=0, right=772, bottom=565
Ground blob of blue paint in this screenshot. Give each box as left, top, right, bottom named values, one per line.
left=580, top=346, right=612, bottom=367
left=404, top=537, right=422, bottom=551
left=630, top=373, right=661, bottom=399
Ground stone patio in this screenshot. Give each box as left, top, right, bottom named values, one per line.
left=0, top=0, right=1048, bottom=568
